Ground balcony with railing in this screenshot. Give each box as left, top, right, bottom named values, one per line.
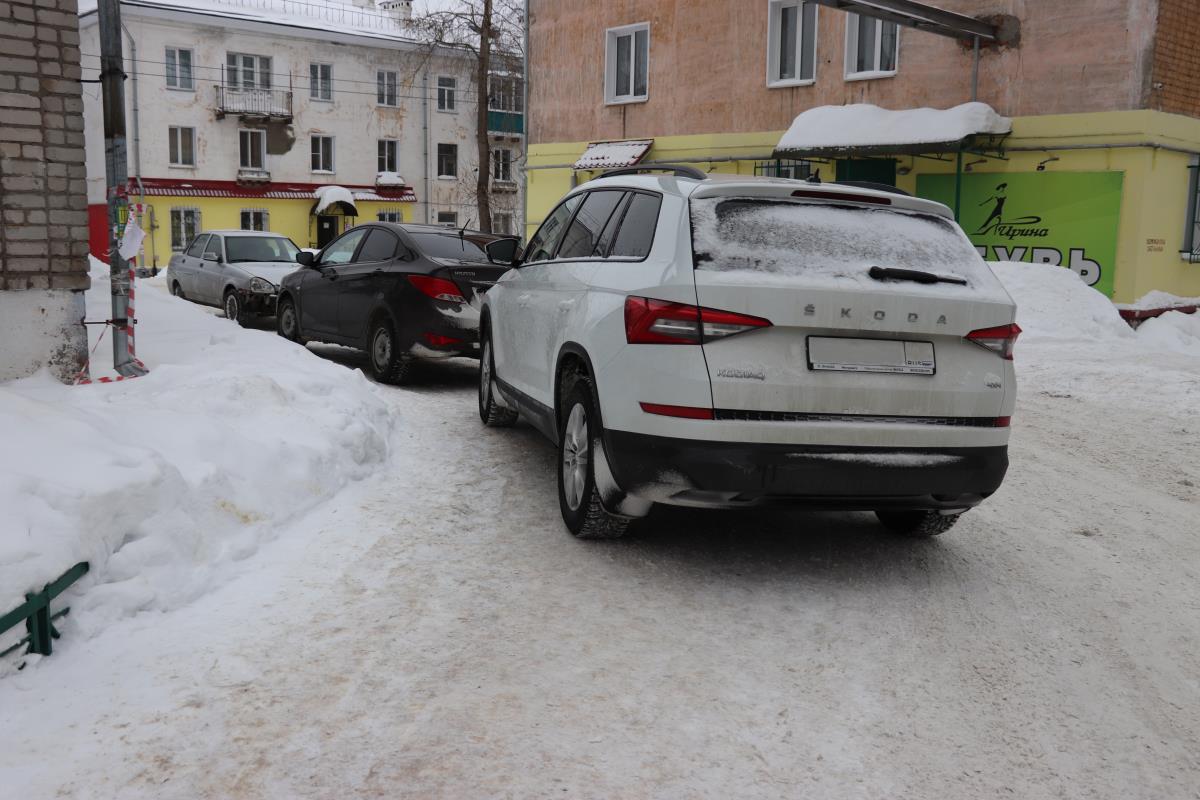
left=216, top=86, right=293, bottom=121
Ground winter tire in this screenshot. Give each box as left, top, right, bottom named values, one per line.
left=277, top=297, right=306, bottom=344
left=223, top=289, right=246, bottom=327
left=557, top=373, right=630, bottom=539
left=478, top=330, right=517, bottom=426
left=368, top=317, right=413, bottom=385
left=875, top=509, right=962, bottom=537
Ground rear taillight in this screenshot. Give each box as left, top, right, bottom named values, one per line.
left=639, top=402, right=714, bottom=420
left=994, top=416, right=1012, bottom=428
left=408, top=275, right=466, bottom=303
left=624, top=296, right=771, bottom=345
left=966, top=323, right=1021, bottom=360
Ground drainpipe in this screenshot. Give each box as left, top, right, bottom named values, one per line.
left=422, top=70, right=430, bottom=224
left=120, top=20, right=152, bottom=266
left=522, top=0, right=529, bottom=235
left=971, top=36, right=980, bottom=102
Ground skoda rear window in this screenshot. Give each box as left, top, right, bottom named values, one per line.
left=690, top=197, right=990, bottom=286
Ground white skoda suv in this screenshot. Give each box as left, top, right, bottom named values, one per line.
left=478, top=167, right=1019, bottom=539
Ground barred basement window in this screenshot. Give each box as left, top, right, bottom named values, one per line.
left=241, top=209, right=269, bottom=231
left=753, top=159, right=813, bottom=179
left=170, top=208, right=200, bottom=251
left=377, top=210, right=402, bottom=223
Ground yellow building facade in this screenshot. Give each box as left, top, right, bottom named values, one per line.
left=527, top=110, right=1200, bottom=304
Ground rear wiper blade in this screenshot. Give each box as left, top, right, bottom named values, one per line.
left=869, top=266, right=968, bottom=286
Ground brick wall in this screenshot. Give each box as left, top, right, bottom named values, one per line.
left=0, top=0, right=89, bottom=381
left=1149, top=0, right=1200, bottom=116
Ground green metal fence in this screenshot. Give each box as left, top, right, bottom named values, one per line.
left=0, top=562, right=89, bottom=666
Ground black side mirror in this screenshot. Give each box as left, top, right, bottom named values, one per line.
left=485, top=237, right=521, bottom=266
left=296, top=251, right=315, bottom=267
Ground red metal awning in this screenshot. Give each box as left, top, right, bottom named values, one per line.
left=126, top=179, right=417, bottom=203
left=574, top=139, right=653, bottom=170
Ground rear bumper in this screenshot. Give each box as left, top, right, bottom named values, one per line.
left=602, top=430, right=1008, bottom=511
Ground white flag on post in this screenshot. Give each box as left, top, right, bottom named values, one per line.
left=118, top=220, right=146, bottom=261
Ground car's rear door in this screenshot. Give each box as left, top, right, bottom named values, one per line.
left=336, top=227, right=401, bottom=346
left=688, top=185, right=1017, bottom=422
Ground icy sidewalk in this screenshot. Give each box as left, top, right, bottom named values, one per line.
left=0, top=263, right=397, bottom=658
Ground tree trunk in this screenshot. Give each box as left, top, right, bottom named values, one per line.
left=475, top=0, right=493, bottom=232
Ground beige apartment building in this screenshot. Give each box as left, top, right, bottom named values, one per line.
left=526, top=0, right=1200, bottom=302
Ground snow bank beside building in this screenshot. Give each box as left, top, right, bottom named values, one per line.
left=0, top=265, right=396, bottom=650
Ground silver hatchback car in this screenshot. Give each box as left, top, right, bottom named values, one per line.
left=168, top=230, right=302, bottom=324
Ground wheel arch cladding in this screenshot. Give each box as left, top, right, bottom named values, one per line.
left=554, top=343, right=599, bottom=432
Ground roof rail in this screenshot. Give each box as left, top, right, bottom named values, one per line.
left=833, top=180, right=912, bottom=197
left=597, top=164, right=707, bottom=181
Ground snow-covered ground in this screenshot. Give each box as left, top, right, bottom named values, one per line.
left=2, top=261, right=1198, bottom=798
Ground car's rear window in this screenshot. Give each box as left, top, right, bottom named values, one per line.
left=410, top=232, right=489, bottom=261
left=690, top=197, right=991, bottom=286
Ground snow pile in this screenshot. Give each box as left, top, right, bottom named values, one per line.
left=1135, top=310, right=1200, bottom=355
left=375, top=171, right=406, bottom=187
left=574, top=139, right=654, bottom=170
left=988, top=260, right=1134, bottom=344
left=0, top=261, right=396, bottom=650
left=1115, top=289, right=1200, bottom=311
left=314, top=185, right=357, bottom=214
left=776, top=102, right=1012, bottom=154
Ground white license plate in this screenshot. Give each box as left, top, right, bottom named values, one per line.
left=807, top=337, right=936, bottom=375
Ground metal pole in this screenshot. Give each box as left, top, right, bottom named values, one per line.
left=953, top=146, right=963, bottom=222
left=971, top=36, right=980, bottom=101
left=422, top=70, right=430, bottom=224
left=97, top=0, right=144, bottom=377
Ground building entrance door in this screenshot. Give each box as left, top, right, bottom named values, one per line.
left=316, top=215, right=339, bottom=248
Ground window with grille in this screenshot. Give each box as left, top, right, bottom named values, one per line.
left=240, top=210, right=269, bottom=231
left=377, top=210, right=402, bottom=223
left=170, top=208, right=200, bottom=251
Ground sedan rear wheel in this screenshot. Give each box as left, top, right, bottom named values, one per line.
left=368, top=317, right=413, bottom=385
left=277, top=297, right=306, bottom=344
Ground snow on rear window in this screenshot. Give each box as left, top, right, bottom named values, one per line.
left=691, top=197, right=992, bottom=288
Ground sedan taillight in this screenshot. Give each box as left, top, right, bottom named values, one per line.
left=408, top=275, right=466, bottom=303
left=624, top=296, right=771, bottom=345
left=966, top=323, right=1022, bottom=360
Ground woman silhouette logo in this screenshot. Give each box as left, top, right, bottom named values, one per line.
left=977, top=183, right=1007, bottom=234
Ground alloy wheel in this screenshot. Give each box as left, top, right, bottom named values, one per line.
left=480, top=339, right=492, bottom=400
left=224, top=293, right=239, bottom=321
left=561, top=403, right=589, bottom=511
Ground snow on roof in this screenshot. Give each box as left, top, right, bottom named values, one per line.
left=314, top=185, right=357, bottom=214
left=574, top=140, right=654, bottom=171
left=775, top=102, right=1012, bottom=157
left=375, top=171, right=406, bottom=187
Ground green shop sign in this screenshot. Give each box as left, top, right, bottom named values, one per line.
left=916, top=172, right=1124, bottom=297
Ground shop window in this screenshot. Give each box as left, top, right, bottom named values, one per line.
left=241, top=209, right=269, bottom=231
left=310, top=63, right=333, bottom=101
left=845, top=13, right=898, bottom=79
left=168, top=126, right=195, bottom=167
left=165, top=47, right=193, bottom=91
left=170, top=208, right=200, bottom=251
left=605, top=22, right=649, bottom=104
left=377, top=70, right=398, bottom=106
left=311, top=135, right=334, bottom=173
left=1183, top=160, right=1200, bottom=262
left=437, top=76, right=456, bottom=111
left=768, top=1, right=817, bottom=86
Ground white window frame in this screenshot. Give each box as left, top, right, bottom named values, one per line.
left=170, top=207, right=200, bottom=251
left=604, top=22, right=650, bottom=105
left=227, top=52, right=272, bottom=90
left=377, top=209, right=403, bottom=223
left=488, top=74, right=524, bottom=113
left=437, top=76, right=456, bottom=112
left=767, top=1, right=818, bottom=88
left=491, top=147, right=513, bottom=183
left=437, top=211, right=458, bottom=226
left=437, top=143, right=457, bottom=179
left=844, top=12, right=899, bottom=81
left=378, top=138, right=398, bottom=173
left=309, top=63, right=333, bottom=102
left=168, top=125, right=195, bottom=167
left=310, top=134, right=334, bottom=173
left=240, top=209, right=269, bottom=231
left=165, top=47, right=193, bottom=91
left=493, top=212, right=513, bottom=235
left=239, top=128, right=267, bottom=170
left=377, top=69, right=399, bottom=107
